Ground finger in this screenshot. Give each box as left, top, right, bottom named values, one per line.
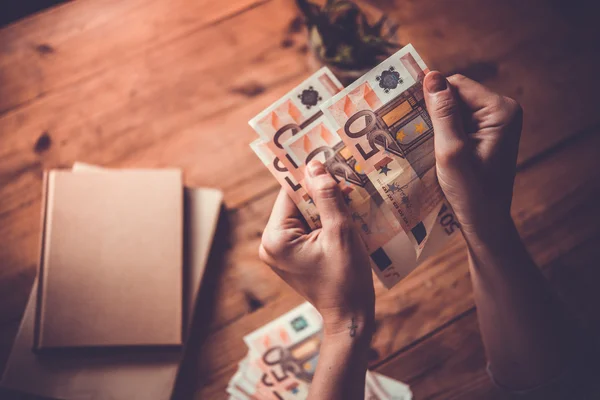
left=261, top=189, right=308, bottom=263
left=447, top=74, right=502, bottom=111
left=448, top=74, right=521, bottom=134
left=303, top=160, right=349, bottom=231
left=423, top=71, right=469, bottom=166
left=265, top=188, right=309, bottom=234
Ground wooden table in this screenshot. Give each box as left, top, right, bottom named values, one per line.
left=1, top=0, right=600, bottom=398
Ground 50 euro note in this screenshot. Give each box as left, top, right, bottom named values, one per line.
left=239, top=302, right=321, bottom=399
left=250, top=139, right=321, bottom=229
left=248, top=67, right=344, bottom=183
left=320, top=44, right=446, bottom=257
left=283, top=116, right=411, bottom=287
left=283, top=116, right=459, bottom=288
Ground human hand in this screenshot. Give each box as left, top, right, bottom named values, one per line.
left=259, top=161, right=375, bottom=337
left=423, top=72, right=523, bottom=237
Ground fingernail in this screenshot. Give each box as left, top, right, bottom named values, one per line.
left=307, top=160, right=327, bottom=177
left=426, top=72, right=447, bottom=93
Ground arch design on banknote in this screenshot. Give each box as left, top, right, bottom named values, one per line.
left=305, top=145, right=368, bottom=187
left=260, top=335, right=321, bottom=387
left=344, top=86, right=435, bottom=179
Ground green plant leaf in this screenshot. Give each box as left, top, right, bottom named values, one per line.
left=309, top=26, right=323, bottom=49
left=372, top=15, right=387, bottom=36
left=301, top=0, right=400, bottom=70
left=384, top=22, right=400, bottom=40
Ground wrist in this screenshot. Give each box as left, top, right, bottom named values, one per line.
left=320, top=307, right=375, bottom=341
left=460, top=209, right=515, bottom=246
left=321, top=320, right=373, bottom=356
left=462, top=212, right=531, bottom=269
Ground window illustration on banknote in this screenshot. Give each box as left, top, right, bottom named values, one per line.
left=238, top=303, right=323, bottom=398
left=357, top=84, right=435, bottom=180
left=260, top=333, right=321, bottom=389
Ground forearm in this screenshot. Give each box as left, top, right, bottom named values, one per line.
left=308, top=318, right=372, bottom=400
left=464, top=214, right=575, bottom=389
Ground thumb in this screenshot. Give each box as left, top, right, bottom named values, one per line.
left=304, top=160, right=349, bottom=231
left=423, top=71, right=468, bottom=167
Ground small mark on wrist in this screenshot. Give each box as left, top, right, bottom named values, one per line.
left=348, top=317, right=358, bottom=337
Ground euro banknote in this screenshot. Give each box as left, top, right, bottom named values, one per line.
left=281, top=114, right=459, bottom=287
left=249, top=48, right=459, bottom=288
left=282, top=115, right=414, bottom=287
left=227, top=302, right=412, bottom=400
left=320, top=44, right=445, bottom=256
left=250, top=139, right=321, bottom=229
left=249, top=67, right=344, bottom=182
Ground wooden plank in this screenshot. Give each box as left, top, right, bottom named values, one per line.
left=1, top=0, right=598, bottom=309
left=191, top=123, right=600, bottom=397
left=0, top=0, right=308, bottom=208
left=1, top=0, right=598, bottom=290
left=0, top=1, right=598, bottom=397
left=3, top=90, right=595, bottom=397
left=0, top=0, right=311, bottom=323
left=0, top=320, right=19, bottom=378
left=376, top=310, right=502, bottom=400
left=379, top=0, right=600, bottom=167
left=1, top=0, right=597, bottom=312
left=3, top=0, right=599, bottom=168
left=376, top=231, right=600, bottom=400
left=0, top=0, right=267, bottom=113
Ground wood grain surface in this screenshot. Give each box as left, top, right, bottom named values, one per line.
left=1, top=0, right=599, bottom=399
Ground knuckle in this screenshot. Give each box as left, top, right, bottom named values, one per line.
left=487, top=96, right=506, bottom=114
left=258, top=244, right=271, bottom=263
left=260, top=231, right=287, bottom=260
left=436, top=141, right=468, bottom=167
left=314, top=178, right=339, bottom=200
left=324, top=219, right=353, bottom=240
left=448, top=73, right=467, bottom=83
left=486, top=96, right=523, bottom=129
left=432, top=96, right=458, bottom=120
left=503, top=96, right=523, bottom=120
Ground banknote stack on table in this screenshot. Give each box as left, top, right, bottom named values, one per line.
left=227, top=303, right=412, bottom=400
left=249, top=44, right=459, bottom=289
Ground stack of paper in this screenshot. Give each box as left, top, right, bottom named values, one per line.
left=0, top=164, right=223, bottom=400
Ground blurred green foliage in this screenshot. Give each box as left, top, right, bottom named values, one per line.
left=296, top=0, right=399, bottom=70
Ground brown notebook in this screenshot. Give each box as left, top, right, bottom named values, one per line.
left=35, top=169, right=184, bottom=349
left=1, top=179, right=223, bottom=399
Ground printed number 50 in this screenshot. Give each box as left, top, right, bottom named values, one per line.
left=438, top=204, right=460, bottom=235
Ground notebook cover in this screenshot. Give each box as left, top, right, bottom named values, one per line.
left=0, top=170, right=223, bottom=399
left=35, top=169, right=184, bottom=349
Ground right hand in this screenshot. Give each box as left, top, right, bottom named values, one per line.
left=422, top=72, right=523, bottom=236
left=259, top=161, right=375, bottom=338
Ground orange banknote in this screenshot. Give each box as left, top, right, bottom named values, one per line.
left=250, top=139, right=321, bottom=229
left=227, top=302, right=413, bottom=399
left=283, top=115, right=458, bottom=288
left=249, top=67, right=343, bottom=182
left=321, top=44, right=445, bottom=255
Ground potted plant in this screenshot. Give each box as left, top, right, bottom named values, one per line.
left=297, top=0, right=400, bottom=85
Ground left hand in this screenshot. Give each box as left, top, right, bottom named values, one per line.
left=259, top=160, right=375, bottom=336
